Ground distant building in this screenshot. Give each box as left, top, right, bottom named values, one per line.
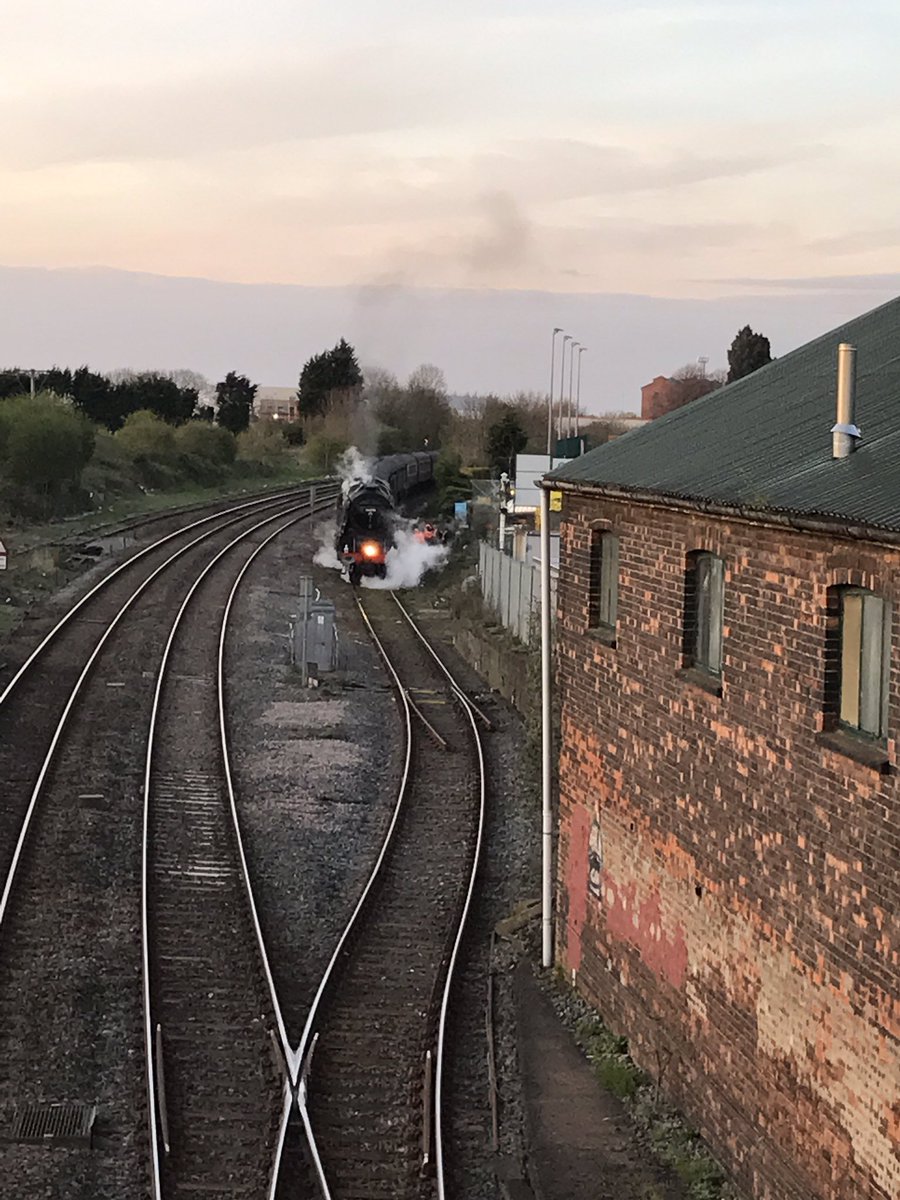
left=640, top=374, right=682, bottom=420
left=255, top=386, right=298, bottom=422
left=548, top=298, right=900, bottom=1200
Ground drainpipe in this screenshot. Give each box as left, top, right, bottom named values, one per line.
left=832, top=342, right=861, bottom=459
left=539, top=482, right=553, bottom=968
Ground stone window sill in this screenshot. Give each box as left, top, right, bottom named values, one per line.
left=677, top=666, right=722, bottom=698
left=586, top=624, right=617, bottom=649
left=817, top=729, right=891, bottom=773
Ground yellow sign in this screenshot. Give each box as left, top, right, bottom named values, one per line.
left=549, top=491, right=562, bottom=512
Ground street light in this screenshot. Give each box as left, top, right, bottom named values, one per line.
left=547, top=327, right=562, bottom=456
left=575, top=345, right=586, bottom=443
left=557, top=334, right=572, bottom=442
left=567, top=342, right=579, bottom=438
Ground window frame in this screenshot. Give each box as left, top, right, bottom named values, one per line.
left=684, top=551, right=725, bottom=678
left=587, top=529, right=619, bottom=637
left=837, top=587, right=891, bottom=741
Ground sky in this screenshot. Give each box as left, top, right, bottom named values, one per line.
left=2, top=1, right=899, bottom=394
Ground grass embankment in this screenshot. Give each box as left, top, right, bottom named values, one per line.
left=0, top=458, right=319, bottom=641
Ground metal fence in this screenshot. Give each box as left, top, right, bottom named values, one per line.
left=477, top=541, right=556, bottom=645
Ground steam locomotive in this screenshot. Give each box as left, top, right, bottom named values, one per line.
left=336, top=451, right=438, bottom=584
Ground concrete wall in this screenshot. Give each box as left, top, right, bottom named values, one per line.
left=555, top=489, right=900, bottom=1200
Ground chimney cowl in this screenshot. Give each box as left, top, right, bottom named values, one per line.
left=831, top=342, right=861, bottom=459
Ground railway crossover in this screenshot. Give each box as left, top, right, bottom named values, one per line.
left=0, top=494, right=493, bottom=1199
left=291, top=588, right=487, bottom=1200
left=0, top=485, right=337, bottom=1197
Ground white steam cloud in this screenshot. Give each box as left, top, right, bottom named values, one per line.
left=311, top=445, right=450, bottom=589
left=360, top=526, right=449, bottom=589
left=337, top=446, right=373, bottom=495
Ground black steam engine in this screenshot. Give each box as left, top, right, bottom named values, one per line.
left=336, top=451, right=438, bottom=584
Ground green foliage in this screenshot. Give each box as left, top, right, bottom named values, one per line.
left=281, top=420, right=305, bottom=446
left=115, top=410, right=177, bottom=461
left=113, top=372, right=197, bottom=426
left=370, top=364, right=453, bottom=451
left=215, top=371, right=256, bottom=434
left=376, top=425, right=406, bottom=455
left=0, top=392, right=95, bottom=516
left=0, top=367, right=72, bottom=399
left=236, top=420, right=289, bottom=470
left=434, top=450, right=471, bottom=516
left=726, top=325, right=772, bottom=383
left=69, top=366, right=119, bottom=428
left=298, top=338, right=363, bottom=418
left=175, top=420, right=236, bottom=465
left=304, top=432, right=348, bottom=473
left=486, top=405, right=529, bottom=475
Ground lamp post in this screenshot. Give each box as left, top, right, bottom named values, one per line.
left=547, top=327, right=562, bottom=455
left=556, top=335, right=572, bottom=442
left=567, top=342, right=579, bottom=439
left=575, top=345, right=586, bottom=445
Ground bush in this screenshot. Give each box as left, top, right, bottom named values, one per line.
left=235, top=420, right=288, bottom=470
left=303, top=432, right=347, bottom=473
left=174, top=421, right=236, bottom=465
left=281, top=421, right=305, bottom=446
left=115, top=410, right=176, bottom=460
left=0, top=392, right=95, bottom=517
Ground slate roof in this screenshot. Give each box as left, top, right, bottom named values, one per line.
left=549, top=296, right=900, bottom=532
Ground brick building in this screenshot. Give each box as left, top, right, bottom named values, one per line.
left=640, top=373, right=683, bottom=420
left=548, top=299, right=900, bottom=1200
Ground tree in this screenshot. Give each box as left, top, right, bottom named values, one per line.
left=369, top=363, right=453, bottom=452
left=727, top=326, right=772, bottom=383
left=114, top=410, right=177, bottom=460
left=215, top=371, right=256, bottom=434
left=111, top=372, right=197, bottom=426
left=670, top=364, right=726, bottom=406
left=69, top=366, right=122, bottom=429
left=0, top=392, right=95, bottom=516
left=298, top=338, right=363, bottom=418
left=486, top=406, right=529, bottom=476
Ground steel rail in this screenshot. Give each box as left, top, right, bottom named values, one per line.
left=389, top=591, right=487, bottom=1200
left=0, top=482, right=320, bottom=710
left=216, top=507, right=325, bottom=1200
left=0, top=492, right=321, bottom=933
left=141, top=495, right=336, bottom=1200
left=290, top=591, right=416, bottom=1200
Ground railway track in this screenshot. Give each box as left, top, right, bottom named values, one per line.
left=143, top=511, right=315, bottom=1199
left=0, top=485, right=337, bottom=1197
left=294, top=588, right=487, bottom=1200
left=0, top=483, right=329, bottom=888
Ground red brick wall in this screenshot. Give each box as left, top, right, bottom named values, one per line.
left=641, top=376, right=681, bottom=420
left=556, top=491, right=900, bottom=1200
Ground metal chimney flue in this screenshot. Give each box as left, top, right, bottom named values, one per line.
left=832, top=342, right=861, bottom=458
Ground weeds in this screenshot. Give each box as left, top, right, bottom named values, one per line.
left=560, top=981, right=738, bottom=1200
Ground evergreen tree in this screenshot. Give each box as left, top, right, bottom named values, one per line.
left=727, top=326, right=772, bottom=383
left=215, top=371, right=257, bottom=434
left=113, top=372, right=197, bottom=425
left=298, top=338, right=363, bottom=417
left=69, top=367, right=121, bottom=428
left=486, top=406, right=529, bottom=476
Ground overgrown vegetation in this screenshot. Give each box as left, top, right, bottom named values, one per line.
left=563, top=986, right=738, bottom=1200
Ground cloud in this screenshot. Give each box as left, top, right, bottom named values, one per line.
left=471, top=138, right=822, bottom=203
left=806, top=229, right=900, bottom=256
left=707, top=273, right=900, bottom=293
left=0, top=47, right=481, bottom=169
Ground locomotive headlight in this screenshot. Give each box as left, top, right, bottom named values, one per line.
left=361, top=540, right=381, bottom=559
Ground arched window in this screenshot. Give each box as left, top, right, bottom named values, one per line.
left=684, top=552, right=725, bottom=676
